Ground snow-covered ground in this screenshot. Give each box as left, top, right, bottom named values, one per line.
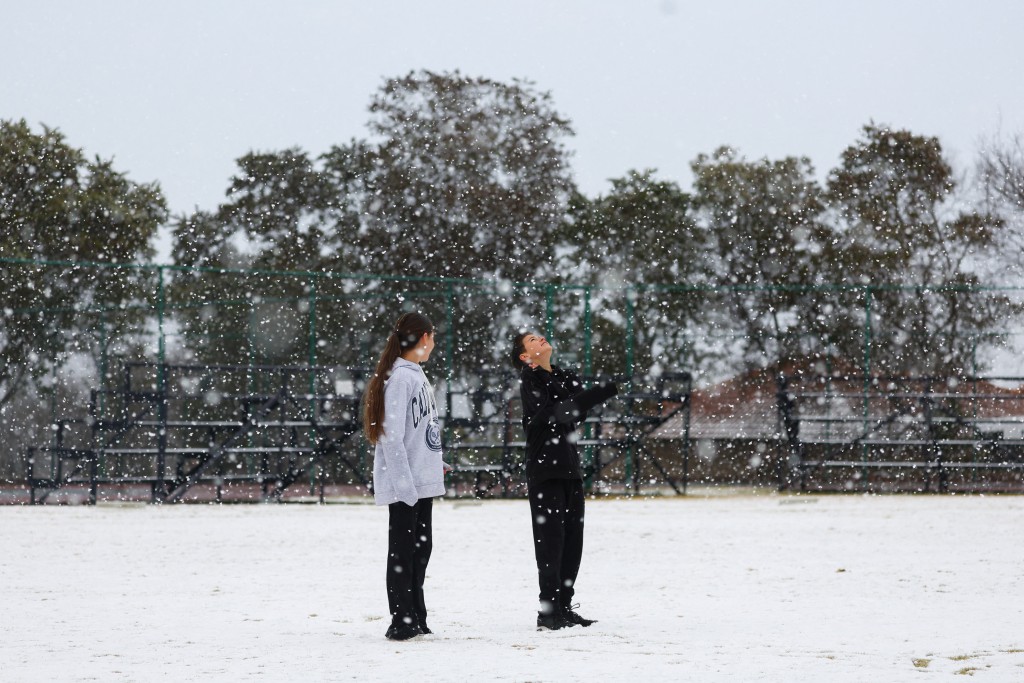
left=2, top=492, right=1022, bottom=681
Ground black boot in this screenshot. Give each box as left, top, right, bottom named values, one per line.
left=385, top=621, right=421, bottom=641
left=537, top=611, right=571, bottom=631
left=562, top=603, right=596, bottom=627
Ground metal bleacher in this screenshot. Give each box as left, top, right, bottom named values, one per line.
left=27, top=362, right=694, bottom=503
left=27, top=362, right=367, bottom=504
left=443, top=371, right=693, bottom=497
left=776, top=373, right=1024, bottom=493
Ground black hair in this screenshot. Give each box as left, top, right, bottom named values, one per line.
left=510, top=331, right=530, bottom=371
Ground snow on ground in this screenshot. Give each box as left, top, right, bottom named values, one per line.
left=1, top=492, right=1022, bottom=682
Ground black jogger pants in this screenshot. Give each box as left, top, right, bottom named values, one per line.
left=386, top=497, right=433, bottom=628
left=528, top=478, right=585, bottom=613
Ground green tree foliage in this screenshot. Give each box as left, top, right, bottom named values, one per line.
left=355, top=70, right=577, bottom=373
left=0, top=119, right=166, bottom=406
left=690, top=148, right=826, bottom=369
left=170, top=148, right=354, bottom=365
left=172, top=71, right=577, bottom=372
left=361, top=70, right=575, bottom=282
left=561, top=171, right=704, bottom=375
left=167, top=104, right=1016, bottom=381
left=352, top=70, right=577, bottom=374
left=824, top=123, right=1012, bottom=375
left=173, top=147, right=348, bottom=273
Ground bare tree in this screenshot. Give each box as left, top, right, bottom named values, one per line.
left=979, top=132, right=1024, bottom=211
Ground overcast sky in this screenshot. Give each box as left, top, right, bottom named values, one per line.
left=4, top=1, right=1024, bottom=236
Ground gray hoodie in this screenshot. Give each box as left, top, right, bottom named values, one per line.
left=372, top=358, right=446, bottom=506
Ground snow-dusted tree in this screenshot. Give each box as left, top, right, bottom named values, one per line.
left=353, top=70, right=577, bottom=375
left=172, top=72, right=576, bottom=372
left=978, top=132, right=1024, bottom=214
left=824, top=123, right=1015, bottom=376
left=0, top=119, right=166, bottom=407
left=690, top=147, right=826, bottom=371
left=560, top=171, right=706, bottom=375
left=359, top=70, right=575, bottom=282
left=172, top=147, right=357, bottom=272
left=170, top=148, right=362, bottom=365
left=977, top=132, right=1024, bottom=280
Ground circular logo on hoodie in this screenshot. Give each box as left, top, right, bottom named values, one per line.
left=426, top=421, right=442, bottom=452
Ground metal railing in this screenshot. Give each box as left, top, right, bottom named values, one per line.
left=776, top=373, right=1024, bottom=493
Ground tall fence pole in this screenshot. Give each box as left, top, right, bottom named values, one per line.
left=96, top=311, right=109, bottom=491
left=544, top=284, right=554, bottom=341
left=860, top=285, right=872, bottom=490
left=445, top=282, right=455, bottom=399
left=98, top=311, right=108, bottom=415
left=625, top=287, right=635, bottom=378
left=307, top=275, right=318, bottom=369
left=583, top=286, right=592, bottom=376
left=154, top=266, right=168, bottom=503
left=157, top=266, right=166, bottom=370
left=306, top=275, right=318, bottom=495
left=582, top=286, right=594, bottom=491
left=624, top=287, right=636, bottom=490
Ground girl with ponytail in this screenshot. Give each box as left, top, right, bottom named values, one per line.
left=363, top=312, right=449, bottom=641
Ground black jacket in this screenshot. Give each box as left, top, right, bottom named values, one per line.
left=519, top=365, right=618, bottom=484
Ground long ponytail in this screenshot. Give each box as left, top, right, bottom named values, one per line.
left=363, top=312, right=435, bottom=445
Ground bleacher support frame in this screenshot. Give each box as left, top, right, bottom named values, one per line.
left=27, top=362, right=367, bottom=504
left=776, top=373, right=1024, bottom=493
left=28, top=363, right=693, bottom=503
left=443, top=371, right=692, bottom=497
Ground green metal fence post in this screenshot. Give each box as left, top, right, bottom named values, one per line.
left=545, top=284, right=554, bottom=341
left=624, top=286, right=636, bottom=491
left=154, top=266, right=167, bottom=503
left=863, top=285, right=872, bottom=379
left=625, top=286, right=635, bottom=378
left=445, top=282, right=455, bottom=398
left=307, top=275, right=318, bottom=496
left=98, top=311, right=108, bottom=485
left=98, top=311, right=108, bottom=383
left=583, top=286, right=592, bottom=376
left=307, top=275, right=318, bottom=369
left=861, top=285, right=872, bottom=490
left=157, top=266, right=166, bottom=370
left=582, top=286, right=594, bottom=492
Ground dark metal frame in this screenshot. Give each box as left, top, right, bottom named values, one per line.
left=27, top=363, right=693, bottom=503
left=28, top=362, right=366, bottom=504
left=443, top=371, right=693, bottom=496
left=776, top=373, right=1024, bottom=493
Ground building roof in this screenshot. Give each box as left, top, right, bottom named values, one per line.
left=651, top=358, right=1024, bottom=442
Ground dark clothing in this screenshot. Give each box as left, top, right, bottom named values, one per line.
left=519, top=365, right=618, bottom=484
left=519, top=365, right=617, bottom=611
left=529, top=478, right=586, bottom=610
left=386, top=498, right=433, bottom=629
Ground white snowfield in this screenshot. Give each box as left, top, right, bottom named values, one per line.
left=2, top=493, right=1022, bottom=682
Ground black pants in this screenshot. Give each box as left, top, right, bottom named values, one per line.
left=528, top=478, right=585, bottom=614
left=386, top=498, right=433, bottom=628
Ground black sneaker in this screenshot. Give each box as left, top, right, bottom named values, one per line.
left=536, top=611, right=572, bottom=631
left=562, top=604, right=596, bottom=627
left=385, top=622, right=421, bottom=641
